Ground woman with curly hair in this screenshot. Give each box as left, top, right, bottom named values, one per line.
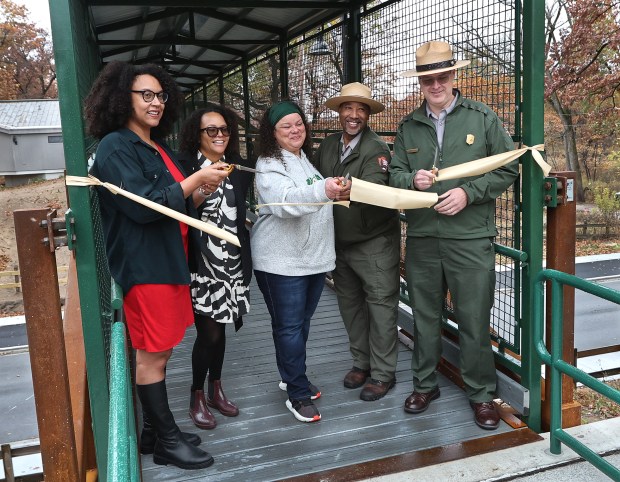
left=251, top=100, right=348, bottom=423
left=176, top=104, right=254, bottom=430
left=85, top=61, right=230, bottom=470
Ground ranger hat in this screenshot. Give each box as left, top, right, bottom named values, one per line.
left=324, top=82, right=385, bottom=114
left=401, top=40, right=470, bottom=77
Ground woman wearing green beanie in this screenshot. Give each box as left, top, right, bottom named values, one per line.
left=251, top=101, right=348, bottom=423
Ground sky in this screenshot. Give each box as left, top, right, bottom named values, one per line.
left=15, top=0, right=52, bottom=33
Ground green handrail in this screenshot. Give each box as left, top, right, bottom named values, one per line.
left=107, top=322, right=140, bottom=482
left=534, top=269, right=620, bottom=480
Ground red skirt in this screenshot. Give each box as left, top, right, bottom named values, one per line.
left=124, top=283, right=194, bottom=352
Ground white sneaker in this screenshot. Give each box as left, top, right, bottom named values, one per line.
left=285, top=399, right=321, bottom=423
left=279, top=381, right=321, bottom=400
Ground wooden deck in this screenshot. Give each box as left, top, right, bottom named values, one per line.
left=141, top=281, right=529, bottom=481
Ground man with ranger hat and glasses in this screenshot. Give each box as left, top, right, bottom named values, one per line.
left=389, top=41, right=518, bottom=429
left=314, top=82, right=400, bottom=401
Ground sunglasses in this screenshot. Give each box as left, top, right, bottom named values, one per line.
left=419, top=73, right=453, bottom=87
left=200, top=126, right=231, bottom=137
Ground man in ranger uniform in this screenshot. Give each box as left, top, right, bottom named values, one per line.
left=315, top=82, right=400, bottom=401
left=389, top=41, right=518, bottom=429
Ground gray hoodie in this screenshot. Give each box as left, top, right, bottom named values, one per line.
left=250, top=148, right=336, bottom=276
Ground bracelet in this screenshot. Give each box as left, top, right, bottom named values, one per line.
left=198, top=186, right=208, bottom=196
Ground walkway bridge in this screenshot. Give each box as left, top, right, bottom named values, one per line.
left=4, top=0, right=618, bottom=481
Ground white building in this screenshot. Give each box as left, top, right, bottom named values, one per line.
left=0, top=99, right=65, bottom=187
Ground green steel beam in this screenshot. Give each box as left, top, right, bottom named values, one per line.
left=97, top=38, right=278, bottom=46
left=279, top=37, right=289, bottom=99
left=87, top=0, right=349, bottom=8
left=344, top=8, right=361, bottom=83
left=520, top=0, right=546, bottom=433
left=242, top=59, right=253, bottom=157
left=49, top=0, right=110, bottom=478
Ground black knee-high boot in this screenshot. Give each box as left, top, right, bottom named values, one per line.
left=137, top=380, right=214, bottom=469
left=139, top=410, right=202, bottom=455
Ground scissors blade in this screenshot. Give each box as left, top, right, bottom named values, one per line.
left=432, top=147, right=439, bottom=171
left=341, top=172, right=350, bottom=186
left=231, top=164, right=262, bottom=173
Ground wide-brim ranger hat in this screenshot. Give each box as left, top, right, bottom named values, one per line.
left=324, top=82, right=385, bottom=114
left=401, top=40, right=470, bottom=78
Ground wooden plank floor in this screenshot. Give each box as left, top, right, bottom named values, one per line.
left=141, top=281, right=513, bottom=481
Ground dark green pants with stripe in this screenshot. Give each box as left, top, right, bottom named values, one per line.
left=405, top=236, right=497, bottom=402
left=333, top=233, right=400, bottom=382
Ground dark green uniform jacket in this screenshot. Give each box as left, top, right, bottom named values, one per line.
left=90, top=128, right=200, bottom=294
left=314, top=127, right=399, bottom=249
left=389, top=92, right=518, bottom=239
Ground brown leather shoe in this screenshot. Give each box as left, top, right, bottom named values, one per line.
left=360, top=378, right=396, bottom=401
left=207, top=380, right=239, bottom=417
left=344, top=367, right=371, bottom=389
left=404, top=386, right=440, bottom=413
left=470, top=401, right=500, bottom=430
left=189, top=389, right=217, bottom=429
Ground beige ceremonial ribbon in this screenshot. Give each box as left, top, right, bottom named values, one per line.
left=256, top=201, right=350, bottom=208
left=435, top=144, right=549, bottom=182
left=350, top=177, right=438, bottom=209
left=65, top=175, right=241, bottom=247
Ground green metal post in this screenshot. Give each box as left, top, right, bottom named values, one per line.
left=107, top=323, right=129, bottom=481
left=520, top=0, right=545, bottom=432
left=279, top=37, right=289, bottom=98
left=549, top=279, right=564, bottom=454
left=219, top=75, right=225, bottom=105
left=49, top=0, right=110, bottom=477
left=344, top=8, right=362, bottom=83
left=242, top=59, right=252, bottom=158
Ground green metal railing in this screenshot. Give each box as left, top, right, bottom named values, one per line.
left=107, top=321, right=140, bottom=482
left=105, top=283, right=139, bottom=482
left=534, top=269, right=620, bottom=480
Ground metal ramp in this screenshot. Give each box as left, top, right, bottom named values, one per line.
left=141, top=282, right=523, bottom=481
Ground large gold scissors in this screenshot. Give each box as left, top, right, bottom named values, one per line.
left=217, top=162, right=262, bottom=174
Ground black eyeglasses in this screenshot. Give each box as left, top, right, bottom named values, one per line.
left=131, top=90, right=169, bottom=103
left=200, top=126, right=231, bottom=137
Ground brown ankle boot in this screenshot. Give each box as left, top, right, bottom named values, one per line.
left=207, top=380, right=239, bottom=417
left=189, top=389, right=217, bottom=429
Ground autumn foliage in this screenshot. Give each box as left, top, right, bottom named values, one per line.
left=0, top=0, right=56, bottom=99
left=544, top=0, right=620, bottom=200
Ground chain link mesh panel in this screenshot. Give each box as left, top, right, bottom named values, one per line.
left=360, top=0, right=520, bottom=354
left=180, top=0, right=521, bottom=356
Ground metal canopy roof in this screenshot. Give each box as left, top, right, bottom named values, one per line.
left=86, top=0, right=362, bottom=91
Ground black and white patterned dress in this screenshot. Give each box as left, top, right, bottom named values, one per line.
left=191, top=153, right=250, bottom=323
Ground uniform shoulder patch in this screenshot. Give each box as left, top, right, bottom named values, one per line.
left=377, top=155, right=389, bottom=171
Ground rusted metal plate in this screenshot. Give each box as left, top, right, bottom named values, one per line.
left=13, top=209, right=79, bottom=482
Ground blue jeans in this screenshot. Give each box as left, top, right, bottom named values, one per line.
left=254, top=270, right=325, bottom=401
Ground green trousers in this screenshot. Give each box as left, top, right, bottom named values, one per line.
left=405, top=236, right=497, bottom=402
left=333, top=233, right=400, bottom=382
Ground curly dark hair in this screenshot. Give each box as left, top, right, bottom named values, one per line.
left=83, top=61, right=182, bottom=140
left=178, top=103, right=240, bottom=157
left=257, top=100, right=312, bottom=164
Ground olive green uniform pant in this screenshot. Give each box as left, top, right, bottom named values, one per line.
left=333, top=233, right=400, bottom=382
left=405, top=236, right=497, bottom=402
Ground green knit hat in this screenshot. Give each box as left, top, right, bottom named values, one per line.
left=268, top=101, right=302, bottom=127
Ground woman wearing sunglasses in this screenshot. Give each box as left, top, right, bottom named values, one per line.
left=177, top=103, right=255, bottom=431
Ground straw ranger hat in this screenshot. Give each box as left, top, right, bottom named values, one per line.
left=324, top=82, right=385, bottom=114
left=401, top=40, right=470, bottom=78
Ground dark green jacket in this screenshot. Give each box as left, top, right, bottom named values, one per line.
left=90, top=128, right=200, bottom=293
left=314, top=127, right=399, bottom=249
left=389, top=93, right=518, bottom=239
